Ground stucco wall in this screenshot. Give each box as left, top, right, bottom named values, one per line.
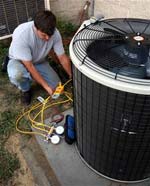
left=50, top=0, right=89, bottom=24
left=49, top=0, right=150, bottom=23
left=94, top=0, right=150, bottom=19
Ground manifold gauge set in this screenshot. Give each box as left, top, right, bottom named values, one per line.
left=45, top=114, right=65, bottom=145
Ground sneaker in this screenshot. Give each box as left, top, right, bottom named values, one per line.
left=21, top=90, right=32, bottom=105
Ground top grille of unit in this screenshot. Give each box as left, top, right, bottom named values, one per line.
left=72, top=18, right=150, bottom=79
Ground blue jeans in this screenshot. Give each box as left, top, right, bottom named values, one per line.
left=7, top=59, right=60, bottom=92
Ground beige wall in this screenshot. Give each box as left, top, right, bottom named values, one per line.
left=50, top=0, right=89, bottom=24
left=49, top=0, right=150, bottom=23
left=94, top=0, right=150, bottom=19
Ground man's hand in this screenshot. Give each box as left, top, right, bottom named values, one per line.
left=46, top=86, right=54, bottom=96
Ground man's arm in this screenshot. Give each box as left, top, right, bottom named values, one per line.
left=22, top=61, right=54, bottom=95
left=57, top=54, right=72, bottom=78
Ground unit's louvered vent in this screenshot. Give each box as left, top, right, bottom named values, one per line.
left=0, top=0, right=45, bottom=37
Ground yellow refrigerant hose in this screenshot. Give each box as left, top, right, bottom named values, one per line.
left=15, top=79, right=73, bottom=140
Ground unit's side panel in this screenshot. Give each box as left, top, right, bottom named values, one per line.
left=0, top=2, right=9, bottom=36
left=15, top=0, right=28, bottom=23
left=3, top=1, right=18, bottom=34
left=73, top=65, right=150, bottom=181
left=0, top=0, right=45, bottom=39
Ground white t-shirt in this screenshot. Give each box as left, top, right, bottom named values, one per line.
left=9, top=21, right=65, bottom=64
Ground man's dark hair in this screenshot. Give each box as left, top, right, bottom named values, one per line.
left=34, top=10, right=56, bottom=36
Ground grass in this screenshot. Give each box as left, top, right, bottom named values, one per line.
left=0, top=19, right=75, bottom=184
left=0, top=111, right=18, bottom=144
left=0, top=61, right=20, bottom=184
left=0, top=146, right=20, bottom=183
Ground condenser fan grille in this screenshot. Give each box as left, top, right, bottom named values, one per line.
left=86, top=38, right=128, bottom=70
left=72, top=18, right=150, bottom=79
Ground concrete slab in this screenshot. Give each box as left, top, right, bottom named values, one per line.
left=20, top=135, right=61, bottom=186
left=35, top=108, right=150, bottom=186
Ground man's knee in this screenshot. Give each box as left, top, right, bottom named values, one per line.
left=7, top=59, right=27, bottom=81
left=13, top=72, right=24, bottom=82
left=8, top=67, right=24, bottom=82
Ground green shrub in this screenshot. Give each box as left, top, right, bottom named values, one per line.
left=0, top=44, right=8, bottom=65
left=57, top=19, right=77, bottom=37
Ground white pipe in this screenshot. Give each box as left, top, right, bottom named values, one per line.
left=0, top=34, right=12, bottom=41
left=44, top=0, right=51, bottom=10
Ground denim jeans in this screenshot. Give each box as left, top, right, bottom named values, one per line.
left=7, top=59, right=60, bottom=92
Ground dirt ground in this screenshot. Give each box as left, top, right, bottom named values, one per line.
left=0, top=81, right=72, bottom=186
left=0, top=78, right=35, bottom=185
left=5, top=134, right=35, bottom=186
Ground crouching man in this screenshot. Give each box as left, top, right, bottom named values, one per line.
left=7, top=10, right=72, bottom=105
